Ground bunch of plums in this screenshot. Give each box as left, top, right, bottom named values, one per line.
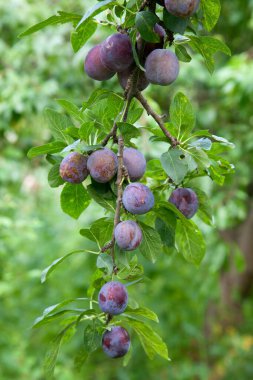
left=59, top=147, right=154, bottom=220
left=98, top=281, right=130, bottom=358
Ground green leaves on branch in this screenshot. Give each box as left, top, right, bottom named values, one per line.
left=135, top=11, right=160, bottom=43
left=60, top=183, right=90, bottom=219
left=200, top=0, right=221, bottom=32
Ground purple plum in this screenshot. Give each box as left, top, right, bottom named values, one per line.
left=169, top=188, right=199, bottom=219
left=123, top=148, right=146, bottom=181
left=117, top=67, right=149, bottom=91
left=98, top=281, right=128, bottom=315
left=145, top=49, right=179, bottom=86
left=84, top=45, right=115, bottom=81
left=100, top=33, right=133, bottom=72
left=87, top=148, right=118, bottom=183
left=165, top=0, right=200, bottom=18
left=59, top=152, right=89, bottom=184
left=102, top=326, right=130, bottom=358
left=122, top=183, right=154, bottom=215
left=115, top=220, right=142, bottom=251
left=137, top=23, right=166, bottom=59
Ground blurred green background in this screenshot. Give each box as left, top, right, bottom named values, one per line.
left=1, top=1, right=253, bottom=379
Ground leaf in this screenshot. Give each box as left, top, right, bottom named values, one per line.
left=176, top=219, right=206, bottom=265
left=135, top=11, right=160, bottom=43
left=175, top=45, right=192, bottom=63
left=76, top=0, right=116, bottom=29
left=124, top=306, right=159, bottom=323
left=90, top=218, right=114, bottom=248
left=189, top=138, right=212, bottom=150
left=201, top=0, right=221, bottom=32
left=60, top=183, right=91, bottom=219
left=41, top=250, right=85, bottom=283
left=44, top=108, right=73, bottom=144
left=126, top=319, right=170, bottom=361
left=19, top=11, right=81, bottom=37
left=160, top=148, right=188, bottom=184
left=117, top=122, right=141, bottom=145
left=56, top=99, right=85, bottom=123
left=192, top=187, right=213, bottom=226
left=27, top=141, right=66, bottom=159
left=163, top=8, right=188, bottom=34
left=155, top=210, right=177, bottom=248
left=96, top=253, right=114, bottom=274
left=188, top=35, right=231, bottom=74
left=83, top=324, right=101, bottom=352
left=138, top=222, right=163, bottom=263
left=48, top=164, right=64, bottom=188
left=87, top=183, right=116, bottom=212
left=71, top=19, right=97, bottom=52
left=44, top=330, right=65, bottom=379
left=170, top=92, right=195, bottom=139
left=129, top=29, right=145, bottom=71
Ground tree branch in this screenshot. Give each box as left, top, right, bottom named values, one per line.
left=135, top=91, right=180, bottom=147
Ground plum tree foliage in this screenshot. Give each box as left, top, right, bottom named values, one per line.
left=21, top=0, right=234, bottom=375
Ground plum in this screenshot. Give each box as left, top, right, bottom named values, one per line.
left=84, top=45, right=115, bottom=81
left=137, top=23, right=166, bottom=59
left=165, top=0, right=200, bottom=18
left=168, top=188, right=198, bottom=219
left=122, top=183, right=154, bottom=215
left=98, top=281, right=128, bottom=315
left=100, top=33, right=133, bottom=72
left=118, top=67, right=149, bottom=91
left=59, top=152, right=89, bottom=184
left=115, top=221, right=142, bottom=251
left=145, top=49, right=179, bottom=86
left=123, top=148, right=146, bottom=181
left=102, top=326, right=130, bottom=358
left=87, top=148, right=118, bottom=183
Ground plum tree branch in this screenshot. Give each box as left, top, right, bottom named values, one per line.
left=135, top=91, right=180, bottom=147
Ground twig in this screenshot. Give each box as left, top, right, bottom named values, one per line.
left=135, top=91, right=180, bottom=147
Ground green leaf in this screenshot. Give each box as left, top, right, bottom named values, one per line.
left=76, top=0, right=116, bottom=29
left=71, top=19, right=97, bottom=52
left=155, top=209, right=177, bottom=248
left=79, top=122, right=96, bottom=142
left=60, top=183, right=91, bottom=219
left=170, top=92, right=195, bottom=139
left=87, top=183, right=116, bottom=212
left=48, top=164, right=64, bottom=188
left=44, top=330, right=65, bottom=379
left=27, top=141, right=66, bottom=159
left=175, top=45, right=192, bottom=63
left=188, top=35, right=231, bottom=74
left=189, top=138, right=212, bottom=150
left=163, top=8, right=188, bottom=34
left=135, top=11, right=160, bottom=43
left=138, top=222, right=163, bottom=263
left=83, top=324, right=101, bottom=352
left=44, top=108, right=73, bottom=144
left=201, top=0, right=221, bottom=32
left=90, top=218, right=114, bottom=248
left=56, top=99, right=85, bottom=123
left=41, top=250, right=85, bottom=283
left=124, top=306, right=159, bottom=323
left=192, top=187, right=213, bottom=226
left=129, top=29, right=145, bottom=71
left=96, top=253, right=114, bottom=274
left=19, top=11, right=81, bottom=37
left=176, top=219, right=206, bottom=265
left=126, top=319, right=170, bottom=360
left=160, top=148, right=188, bottom=184
left=117, top=122, right=141, bottom=145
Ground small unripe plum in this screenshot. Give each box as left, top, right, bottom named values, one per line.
left=145, top=49, right=179, bottom=86
left=118, top=67, right=149, bottom=91
left=123, top=148, right=146, bottom=181
left=165, top=0, right=200, bottom=18
left=87, top=148, right=118, bottom=183
left=122, top=183, right=154, bottom=215
left=115, top=221, right=142, bottom=251
left=100, top=33, right=133, bottom=72
left=137, top=23, right=166, bottom=59
left=98, top=281, right=128, bottom=315
left=168, top=188, right=198, bottom=219
left=59, top=152, right=89, bottom=184
left=84, top=45, right=115, bottom=81
left=102, top=326, right=130, bottom=358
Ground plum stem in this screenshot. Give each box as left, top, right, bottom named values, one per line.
left=135, top=91, right=180, bottom=147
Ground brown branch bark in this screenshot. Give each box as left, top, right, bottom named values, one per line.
left=136, top=92, right=180, bottom=147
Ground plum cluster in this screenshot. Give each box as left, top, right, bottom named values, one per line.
left=98, top=281, right=130, bottom=358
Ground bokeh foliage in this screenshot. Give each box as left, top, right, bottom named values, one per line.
left=1, top=0, right=253, bottom=379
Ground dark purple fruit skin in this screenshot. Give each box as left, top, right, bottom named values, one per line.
left=100, top=33, right=133, bottom=72
left=59, top=152, right=89, bottom=184
left=118, top=67, right=149, bottom=91
left=98, top=281, right=128, bottom=315
left=123, top=148, right=146, bottom=181
left=84, top=45, right=115, bottom=81
left=87, top=148, right=118, bottom=183
left=102, top=326, right=130, bottom=358
left=122, top=183, right=154, bottom=215
left=137, top=23, right=166, bottom=59
left=115, top=221, right=142, bottom=251
left=165, top=0, right=200, bottom=18
left=145, top=49, right=179, bottom=86
left=169, top=188, right=198, bottom=219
